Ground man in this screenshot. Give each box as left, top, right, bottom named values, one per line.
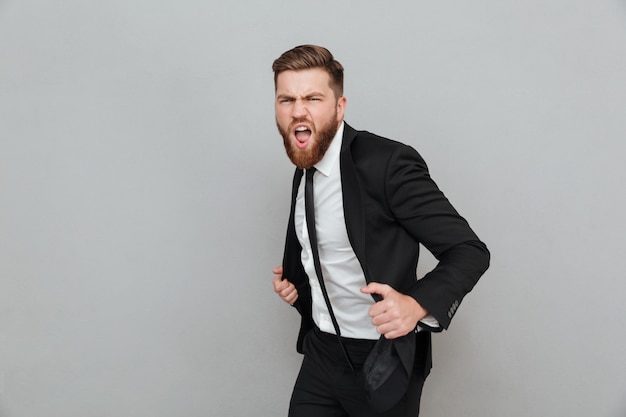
left=271, top=45, right=489, bottom=417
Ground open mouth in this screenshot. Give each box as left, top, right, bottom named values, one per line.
left=294, top=125, right=312, bottom=148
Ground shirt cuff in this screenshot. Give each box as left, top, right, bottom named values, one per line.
left=416, top=314, right=443, bottom=333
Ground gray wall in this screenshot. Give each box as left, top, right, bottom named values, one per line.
left=1, top=1, right=625, bottom=416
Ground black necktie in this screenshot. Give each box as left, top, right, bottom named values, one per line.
left=304, top=167, right=354, bottom=372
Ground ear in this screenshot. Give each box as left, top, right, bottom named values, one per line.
left=336, top=96, right=347, bottom=122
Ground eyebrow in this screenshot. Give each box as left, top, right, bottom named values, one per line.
left=276, top=91, right=327, bottom=100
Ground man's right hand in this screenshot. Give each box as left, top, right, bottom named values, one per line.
left=272, top=265, right=298, bottom=305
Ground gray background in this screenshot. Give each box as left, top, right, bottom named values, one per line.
left=1, top=1, right=625, bottom=416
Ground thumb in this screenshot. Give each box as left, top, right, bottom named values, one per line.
left=360, top=282, right=391, bottom=297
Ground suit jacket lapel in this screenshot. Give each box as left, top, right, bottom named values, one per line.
left=340, top=124, right=374, bottom=287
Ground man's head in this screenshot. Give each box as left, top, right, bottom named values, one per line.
left=273, top=45, right=346, bottom=169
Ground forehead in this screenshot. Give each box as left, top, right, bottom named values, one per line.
left=275, top=68, right=332, bottom=95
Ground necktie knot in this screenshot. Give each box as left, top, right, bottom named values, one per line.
left=306, top=167, right=316, bottom=181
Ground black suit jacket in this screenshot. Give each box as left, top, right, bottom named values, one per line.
left=282, top=123, right=490, bottom=374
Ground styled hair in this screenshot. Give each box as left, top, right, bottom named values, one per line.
left=272, top=44, right=344, bottom=98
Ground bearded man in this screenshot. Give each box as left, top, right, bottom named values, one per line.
left=271, top=44, right=490, bottom=417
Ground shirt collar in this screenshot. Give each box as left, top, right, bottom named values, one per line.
left=313, top=121, right=344, bottom=177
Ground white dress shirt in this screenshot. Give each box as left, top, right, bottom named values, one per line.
left=295, top=122, right=439, bottom=339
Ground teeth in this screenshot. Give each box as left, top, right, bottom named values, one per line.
left=295, top=126, right=308, bottom=132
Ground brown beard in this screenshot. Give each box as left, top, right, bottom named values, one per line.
left=277, top=111, right=339, bottom=169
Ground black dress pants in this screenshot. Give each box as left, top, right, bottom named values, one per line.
left=289, top=327, right=425, bottom=417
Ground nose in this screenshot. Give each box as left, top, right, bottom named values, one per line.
left=291, top=98, right=307, bottom=119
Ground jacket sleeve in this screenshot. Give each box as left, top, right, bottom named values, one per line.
left=384, top=144, right=490, bottom=329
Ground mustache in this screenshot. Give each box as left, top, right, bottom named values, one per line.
left=288, top=118, right=315, bottom=131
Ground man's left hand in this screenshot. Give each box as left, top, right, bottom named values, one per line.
left=361, top=282, right=428, bottom=339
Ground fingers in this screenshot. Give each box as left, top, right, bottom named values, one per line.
left=363, top=284, right=421, bottom=339
left=362, top=283, right=394, bottom=317
left=363, top=283, right=398, bottom=337
left=272, top=267, right=298, bottom=305
left=275, top=279, right=298, bottom=305
left=272, top=265, right=283, bottom=276
left=371, top=309, right=405, bottom=339
left=369, top=298, right=401, bottom=329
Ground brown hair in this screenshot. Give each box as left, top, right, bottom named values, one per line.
left=272, top=44, right=344, bottom=98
